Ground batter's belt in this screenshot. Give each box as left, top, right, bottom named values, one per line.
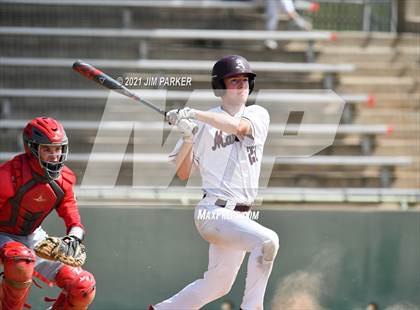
left=203, top=194, right=252, bottom=212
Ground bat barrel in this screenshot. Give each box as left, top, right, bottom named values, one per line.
left=72, top=60, right=177, bottom=118
left=72, top=60, right=122, bottom=90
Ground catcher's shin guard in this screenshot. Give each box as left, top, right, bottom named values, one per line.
left=52, top=265, right=95, bottom=310
left=0, top=242, right=36, bottom=310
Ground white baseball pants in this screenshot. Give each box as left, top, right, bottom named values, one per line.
left=155, top=196, right=279, bottom=310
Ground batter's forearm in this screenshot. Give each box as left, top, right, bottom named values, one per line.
left=175, top=142, right=194, bottom=181
left=194, top=111, right=250, bottom=136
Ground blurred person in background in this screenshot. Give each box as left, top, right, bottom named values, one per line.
left=263, top=0, right=313, bottom=49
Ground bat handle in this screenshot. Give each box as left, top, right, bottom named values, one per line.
left=190, top=122, right=199, bottom=135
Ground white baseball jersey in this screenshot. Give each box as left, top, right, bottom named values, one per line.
left=169, top=104, right=270, bottom=204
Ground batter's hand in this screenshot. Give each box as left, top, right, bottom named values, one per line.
left=178, top=107, right=196, bottom=120
left=166, top=109, right=179, bottom=125
left=166, top=108, right=196, bottom=125
left=177, top=118, right=196, bottom=140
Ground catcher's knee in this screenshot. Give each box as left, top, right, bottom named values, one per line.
left=1, top=241, right=35, bottom=285
left=261, top=232, right=279, bottom=263
left=55, top=265, right=96, bottom=307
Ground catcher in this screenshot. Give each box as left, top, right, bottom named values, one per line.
left=0, top=117, right=96, bottom=309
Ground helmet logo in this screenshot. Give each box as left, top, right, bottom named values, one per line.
left=235, top=59, right=246, bottom=70
left=33, top=194, right=47, bottom=203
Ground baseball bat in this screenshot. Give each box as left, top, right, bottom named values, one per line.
left=72, top=60, right=198, bottom=133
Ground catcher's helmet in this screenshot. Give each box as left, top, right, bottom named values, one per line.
left=23, top=117, right=68, bottom=180
left=211, top=55, right=256, bottom=97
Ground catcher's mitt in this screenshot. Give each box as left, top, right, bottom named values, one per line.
left=34, top=236, right=86, bottom=267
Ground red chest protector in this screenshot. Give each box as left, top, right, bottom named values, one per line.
left=0, top=155, right=65, bottom=236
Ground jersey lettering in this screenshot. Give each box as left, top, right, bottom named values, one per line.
left=211, top=130, right=238, bottom=151
left=246, top=146, right=258, bottom=165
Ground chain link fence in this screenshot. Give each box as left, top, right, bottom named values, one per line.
left=304, top=0, right=396, bottom=32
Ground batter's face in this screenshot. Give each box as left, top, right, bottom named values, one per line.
left=39, top=145, right=62, bottom=163
left=223, top=73, right=249, bottom=105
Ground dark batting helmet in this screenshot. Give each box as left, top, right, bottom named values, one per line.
left=211, top=55, right=256, bottom=97
left=23, top=117, right=68, bottom=180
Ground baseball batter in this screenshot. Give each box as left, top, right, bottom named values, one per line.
left=0, top=117, right=96, bottom=309
left=149, top=55, right=279, bottom=310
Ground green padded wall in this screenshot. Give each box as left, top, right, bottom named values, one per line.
left=26, top=207, right=419, bottom=310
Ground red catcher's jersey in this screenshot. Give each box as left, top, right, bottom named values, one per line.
left=0, top=154, right=84, bottom=236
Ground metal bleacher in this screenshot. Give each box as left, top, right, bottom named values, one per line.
left=0, top=88, right=373, bottom=125
left=0, top=119, right=392, bottom=155
left=73, top=186, right=419, bottom=208
left=0, top=0, right=418, bottom=207
left=0, top=27, right=333, bottom=42
left=0, top=57, right=353, bottom=89
left=0, top=27, right=335, bottom=62
left=0, top=151, right=411, bottom=188
left=0, top=0, right=319, bottom=10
